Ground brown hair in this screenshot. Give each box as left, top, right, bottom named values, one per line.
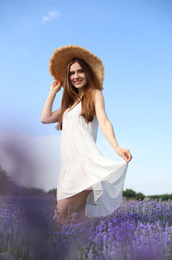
left=57, top=58, right=101, bottom=130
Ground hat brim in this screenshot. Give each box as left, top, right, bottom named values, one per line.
left=49, top=45, right=104, bottom=90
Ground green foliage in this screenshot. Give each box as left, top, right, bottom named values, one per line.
left=123, top=189, right=136, bottom=199
left=47, top=188, right=57, bottom=196
left=0, top=165, right=45, bottom=196
left=123, top=188, right=145, bottom=200
left=0, top=165, right=16, bottom=195
left=148, top=194, right=172, bottom=201
left=123, top=188, right=172, bottom=201
left=18, top=187, right=45, bottom=196
left=135, top=192, right=145, bottom=201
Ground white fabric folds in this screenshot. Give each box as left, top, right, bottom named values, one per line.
left=57, top=102, right=128, bottom=218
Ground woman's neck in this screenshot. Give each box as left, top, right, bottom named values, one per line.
left=78, top=88, right=85, bottom=98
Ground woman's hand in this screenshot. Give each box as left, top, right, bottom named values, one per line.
left=50, top=80, right=62, bottom=94
left=116, top=147, right=133, bottom=162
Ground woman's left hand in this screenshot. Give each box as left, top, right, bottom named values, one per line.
left=116, top=147, right=133, bottom=162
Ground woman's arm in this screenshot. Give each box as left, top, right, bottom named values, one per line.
left=94, top=90, right=132, bottom=162
left=41, top=81, right=62, bottom=124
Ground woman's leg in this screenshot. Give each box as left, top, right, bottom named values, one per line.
left=54, top=190, right=92, bottom=223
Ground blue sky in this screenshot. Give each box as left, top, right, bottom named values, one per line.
left=0, top=0, right=172, bottom=195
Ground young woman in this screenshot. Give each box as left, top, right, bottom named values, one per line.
left=41, top=45, right=132, bottom=223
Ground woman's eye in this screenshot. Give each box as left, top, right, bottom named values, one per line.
left=79, top=70, right=84, bottom=73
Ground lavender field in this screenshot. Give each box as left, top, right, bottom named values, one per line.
left=0, top=195, right=172, bottom=260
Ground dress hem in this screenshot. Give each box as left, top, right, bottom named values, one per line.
left=57, top=161, right=127, bottom=204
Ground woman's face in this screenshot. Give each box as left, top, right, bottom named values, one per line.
left=69, top=62, right=87, bottom=91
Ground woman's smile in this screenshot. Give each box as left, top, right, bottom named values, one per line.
left=74, top=79, right=83, bottom=84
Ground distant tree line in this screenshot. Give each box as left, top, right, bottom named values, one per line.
left=123, top=189, right=145, bottom=200
left=0, top=166, right=45, bottom=196
left=0, top=165, right=172, bottom=200
left=123, top=189, right=172, bottom=201
left=47, top=188, right=172, bottom=201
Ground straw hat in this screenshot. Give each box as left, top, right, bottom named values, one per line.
left=49, top=45, right=104, bottom=90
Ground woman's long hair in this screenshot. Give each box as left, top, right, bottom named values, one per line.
left=57, top=58, right=101, bottom=130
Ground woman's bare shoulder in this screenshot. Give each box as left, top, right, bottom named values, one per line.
left=93, top=89, right=104, bottom=103
left=93, top=89, right=103, bottom=98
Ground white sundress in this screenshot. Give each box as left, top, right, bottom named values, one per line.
left=57, top=101, right=128, bottom=218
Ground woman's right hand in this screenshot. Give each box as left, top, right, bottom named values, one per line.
left=50, top=80, right=62, bottom=94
